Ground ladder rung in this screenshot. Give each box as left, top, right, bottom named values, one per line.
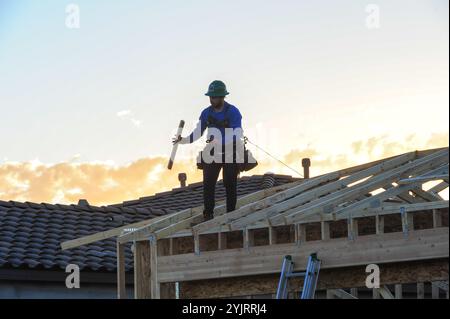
left=286, top=272, right=306, bottom=278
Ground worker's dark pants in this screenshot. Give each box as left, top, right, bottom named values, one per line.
left=202, top=146, right=240, bottom=216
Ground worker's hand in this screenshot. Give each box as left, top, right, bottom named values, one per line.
left=172, top=135, right=189, bottom=145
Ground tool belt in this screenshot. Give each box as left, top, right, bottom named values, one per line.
left=196, top=141, right=258, bottom=172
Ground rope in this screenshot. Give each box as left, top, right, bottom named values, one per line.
left=244, top=137, right=304, bottom=178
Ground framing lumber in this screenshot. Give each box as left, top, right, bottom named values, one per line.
left=398, top=164, right=448, bottom=184
left=410, top=186, right=444, bottom=202
left=417, top=282, right=425, bottom=299
left=125, top=179, right=304, bottom=243
left=61, top=147, right=447, bottom=251
left=179, top=259, right=448, bottom=298
left=233, top=151, right=418, bottom=229
left=150, top=240, right=160, bottom=298
left=134, top=241, right=151, bottom=299
left=156, top=228, right=448, bottom=283
left=280, top=149, right=448, bottom=225
left=61, top=213, right=170, bottom=250
left=399, top=174, right=449, bottom=185
left=328, top=289, right=358, bottom=299
left=196, top=149, right=444, bottom=234
left=395, top=284, right=403, bottom=299
left=377, top=286, right=394, bottom=299
left=193, top=172, right=340, bottom=234
left=330, top=163, right=449, bottom=219
left=429, top=181, right=448, bottom=194
left=116, top=241, right=126, bottom=299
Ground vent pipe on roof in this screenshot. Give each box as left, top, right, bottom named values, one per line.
left=78, top=199, right=89, bottom=207
left=178, top=173, right=187, bottom=187
left=302, top=158, right=311, bottom=179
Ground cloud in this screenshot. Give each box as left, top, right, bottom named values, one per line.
left=131, top=118, right=142, bottom=128
left=0, top=156, right=205, bottom=206
left=0, top=131, right=448, bottom=206
left=117, top=110, right=143, bottom=128
left=116, top=110, right=131, bottom=117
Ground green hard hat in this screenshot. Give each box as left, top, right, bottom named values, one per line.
left=205, top=80, right=229, bottom=97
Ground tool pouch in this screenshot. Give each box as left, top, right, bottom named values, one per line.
left=238, top=147, right=258, bottom=172
left=196, top=144, right=258, bottom=172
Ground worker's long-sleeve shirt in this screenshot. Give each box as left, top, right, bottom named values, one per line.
left=187, top=101, right=243, bottom=146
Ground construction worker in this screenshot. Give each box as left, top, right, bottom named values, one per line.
left=173, top=80, right=243, bottom=220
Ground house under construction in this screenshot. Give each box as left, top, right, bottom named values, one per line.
left=61, top=147, right=449, bottom=299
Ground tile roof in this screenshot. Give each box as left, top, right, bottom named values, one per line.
left=0, top=173, right=301, bottom=273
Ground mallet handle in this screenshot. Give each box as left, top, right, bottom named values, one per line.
left=167, top=120, right=185, bottom=170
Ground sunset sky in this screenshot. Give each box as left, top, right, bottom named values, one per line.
left=0, top=0, right=448, bottom=205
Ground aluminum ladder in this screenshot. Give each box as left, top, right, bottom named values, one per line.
left=276, top=253, right=321, bottom=299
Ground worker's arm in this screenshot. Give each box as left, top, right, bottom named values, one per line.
left=176, top=114, right=207, bottom=144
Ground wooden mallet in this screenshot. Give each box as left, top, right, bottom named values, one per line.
left=167, top=120, right=185, bottom=170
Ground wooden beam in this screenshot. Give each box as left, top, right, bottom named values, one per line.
left=342, top=201, right=449, bottom=220
left=321, top=221, right=330, bottom=240
left=373, top=288, right=380, bottom=299
left=159, top=238, right=175, bottom=299
left=59, top=147, right=446, bottom=250
left=150, top=239, right=160, bottom=299
left=133, top=241, right=151, bottom=299
left=398, top=164, right=448, bottom=185
left=282, top=149, right=448, bottom=224
left=326, top=290, right=335, bottom=299
left=200, top=199, right=447, bottom=239
left=194, top=232, right=200, bottom=255
left=401, top=208, right=414, bottom=236
left=429, top=181, right=449, bottom=194
left=395, top=284, right=403, bottom=299
left=151, top=179, right=305, bottom=241
left=376, top=215, right=384, bottom=235
left=62, top=213, right=169, bottom=250
left=433, top=209, right=443, bottom=228
left=417, top=282, right=425, bottom=299
left=390, top=185, right=427, bottom=204
left=179, top=259, right=448, bottom=299
left=398, top=174, right=449, bottom=185
left=378, top=286, right=394, bottom=299
left=152, top=215, right=201, bottom=241
left=332, top=162, right=449, bottom=219
left=263, top=200, right=449, bottom=228
left=157, top=228, right=449, bottom=283
left=195, top=172, right=340, bottom=234
left=347, top=218, right=358, bottom=240
left=243, top=228, right=254, bottom=250
left=268, top=226, right=277, bottom=245
left=218, top=232, right=227, bottom=250
left=121, top=174, right=285, bottom=244
left=117, top=241, right=126, bottom=299
left=118, top=208, right=199, bottom=244
left=411, top=186, right=445, bottom=202
left=334, top=183, right=445, bottom=220
left=237, top=151, right=418, bottom=229
left=432, top=282, right=440, bottom=299
left=294, top=224, right=306, bottom=245
left=328, top=289, right=358, bottom=299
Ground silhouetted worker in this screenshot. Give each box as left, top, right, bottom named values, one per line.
left=173, top=80, right=243, bottom=220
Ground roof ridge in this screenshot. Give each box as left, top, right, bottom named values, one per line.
left=105, top=172, right=298, bottom=207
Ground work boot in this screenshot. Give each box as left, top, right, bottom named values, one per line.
left=203, top=210, right=214, bottom=221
